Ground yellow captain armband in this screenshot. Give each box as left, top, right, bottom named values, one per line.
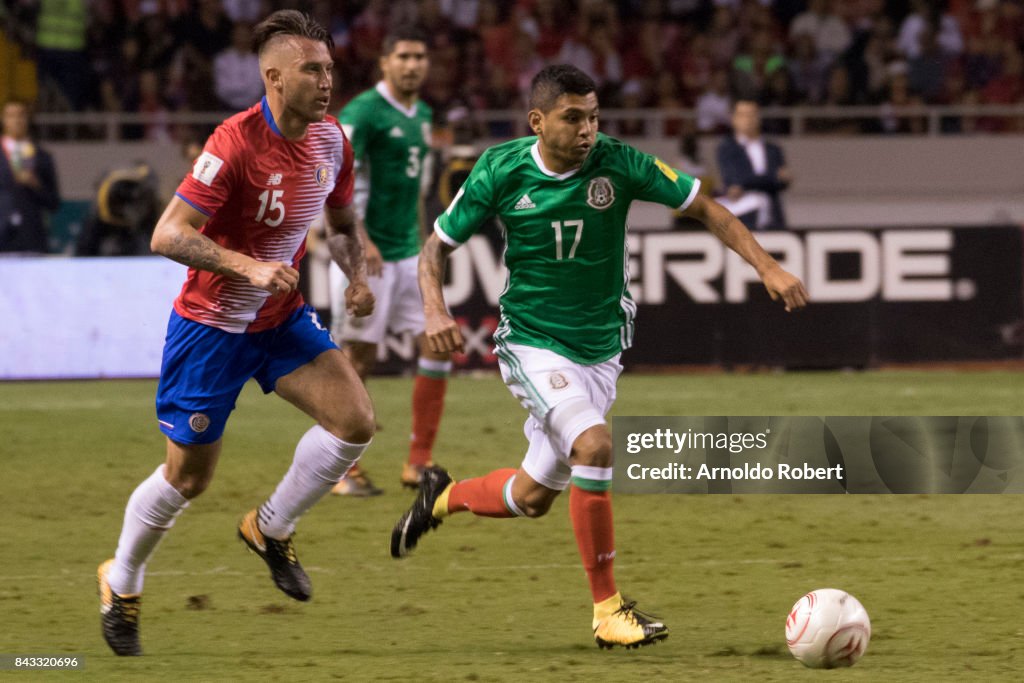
left=653, top=157, right=678, bottom=182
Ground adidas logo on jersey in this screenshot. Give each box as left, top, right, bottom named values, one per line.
left=514, top=194, right=536, bottom=210
left=390, top=126, right=404, bottom=138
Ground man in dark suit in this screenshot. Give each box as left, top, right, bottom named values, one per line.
left=716, top=99, right=791, bottom=231
left=1, top=100, right=60, bottom=254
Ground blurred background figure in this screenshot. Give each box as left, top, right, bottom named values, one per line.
left=716, top=99, right=791, bottom=231
left=34, top=0, right=89, bottom=110
left=0, top=100, right=60, bottom=254
left=213, top=22, right=264, bottom=112
left=74, top=161, right=160, bottom=257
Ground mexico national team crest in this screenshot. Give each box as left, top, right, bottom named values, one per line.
left=586, top=177, right=615, bottom=210
left=315, top=165, right=330, bottom=187
left=549, top=372, right=569, bottom=390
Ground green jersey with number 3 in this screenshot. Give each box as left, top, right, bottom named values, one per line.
left=339, top=82, right=432, bottom=262
left=435, top=133, right=701, bottom=364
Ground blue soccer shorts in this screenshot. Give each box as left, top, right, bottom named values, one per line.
left=155, top=304, right=337, bottom=445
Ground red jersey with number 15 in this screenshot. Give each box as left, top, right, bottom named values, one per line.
left=172, top=97, right=354, bottom=333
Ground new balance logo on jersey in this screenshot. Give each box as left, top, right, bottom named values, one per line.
left=390, top=126, right=405, bottom=138
left=514, top=194, right=536, bottom=210
left=266, top=173, right=282, bottom=186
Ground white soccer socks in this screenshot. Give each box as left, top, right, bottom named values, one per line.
left=108, top=464, right=190, bottom=595
left=259, top=425, right=370, bottom=539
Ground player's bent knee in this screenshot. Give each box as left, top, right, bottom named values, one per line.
left=518, top=498, right=552, bottom=518
left=570, top=426, right=613, bottom=468
left=167, top=471, right=213, bottom=500
left=513, top=488, right=557, bottom=518
left=326, top=403, right=375, bottom=444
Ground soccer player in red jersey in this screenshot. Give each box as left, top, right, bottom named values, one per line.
left=97, top=11, right=375, bottom=656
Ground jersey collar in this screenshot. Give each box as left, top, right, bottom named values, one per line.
left=261, top=96, right=284, bottom=137
left=376, top=81, right=418, bottom=118
left=530, top=140, right=582, bottom=180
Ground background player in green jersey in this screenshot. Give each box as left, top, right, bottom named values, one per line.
left=329, top=26, right=451, bottom=496
left=392, top=65, right=809, bottom=649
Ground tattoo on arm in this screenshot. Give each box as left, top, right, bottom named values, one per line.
left=326, top=207, right=367, bottom=282
left=418, top=235, right=453, bottom=313
left=163, top=228, right=237, bottom=276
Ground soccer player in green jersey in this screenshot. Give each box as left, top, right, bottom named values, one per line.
left=391, top=65, right=809, bottom=649
left=329, top=26, right=451, bottom=496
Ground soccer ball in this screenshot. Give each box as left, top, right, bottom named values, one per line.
left=785, top=588, right=871, bottom=668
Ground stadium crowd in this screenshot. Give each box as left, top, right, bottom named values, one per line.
left=3, top=0, right=1024, bottom=137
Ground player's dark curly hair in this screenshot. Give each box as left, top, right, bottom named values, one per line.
left=252, top=10, right=333, bottom=56
left=382, top=24, right=430, bottom=55
left=529, top=65, right=597, bottom=112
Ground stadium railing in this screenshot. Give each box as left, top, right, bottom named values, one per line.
left=30, top=104, right=1024, bottom=142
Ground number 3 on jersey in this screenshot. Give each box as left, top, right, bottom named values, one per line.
left=256, top=189, right=285, bottom=227
left=551, top=219, right=583, bottom=260
left=406, top=146, right=422, bottom=178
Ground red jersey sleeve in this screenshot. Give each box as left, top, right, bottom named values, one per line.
left=175, top=123, right=242, bottom=216
left=326, top=121, right=354, bottom=209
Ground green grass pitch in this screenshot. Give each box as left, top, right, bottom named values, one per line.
left=1, top=370, right=1021, bottom=681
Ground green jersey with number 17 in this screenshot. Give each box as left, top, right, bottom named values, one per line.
left=435, top=133, right=700, bottom=365
left=339, top=82, right=432, bottom=262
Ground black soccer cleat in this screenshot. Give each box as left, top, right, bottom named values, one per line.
left=238, top=509, right=312, bottom=601
left=593, top=600, right=669, bottom=650
left=390, top=465, right=453, bottom=558
left=97, top=559, right=143, bottom=656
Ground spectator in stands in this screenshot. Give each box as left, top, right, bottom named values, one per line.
left=695, top=68, right=733, bottom=134
left=963, top=31, right=1003, bottom=91
left=716, top=99, right=791, bottom=231
left=478, top=0, right=517, bottom=76
left=0, top=100, right=61, bottom=254
left=520, top=0, right=570, bottom=61
left=674, top=128, right=717, bottom=230
left=897, top=0, right=963, bottom=59
left=174, top=0, right=233, bottom=111
left=677, top=32, right=714, bottom=104
left=789, top=0, right=853, bottom=60
left=136, top=10, right=178, bottom=73
left=441, top=0, right=482, bottom=30
left=222, top=0, right=264, bottom=24
left=732, top=28, right=787, bottom=102
left=760, top=68, right=798, bottom=134
left=807, top=63, right=866, bottom=134
left=907, top=27, right=951, bottom=102
left=708, top=5, right=741, bottom=69
left=86, top=0, right=128, bottom=101
left=857, top=15, right=900, bottom=102
left=788, top=33, right=831, bottom=103
left=214, top=22, right=264, bottom=111
left=653, top=72, right=686, bottom=137
left=616, top=78, right=648, bottom=136
left=979, top=45, right=1024, bottom=131
left=34, top=0, right=90, bottom=110
left=21, top=0, right=1024, bottom=139
left=134, top=70, right=174, bottom=142
left=878, top=65, right=927, bottom=134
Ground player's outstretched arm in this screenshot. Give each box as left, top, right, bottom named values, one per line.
left=418, top=232, right=464, bottom=354
left=151, top=195, right=299, bottom=295
left=325, top=205, right=374, bottom=317
left=682, top=194, right=809, bottom=312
